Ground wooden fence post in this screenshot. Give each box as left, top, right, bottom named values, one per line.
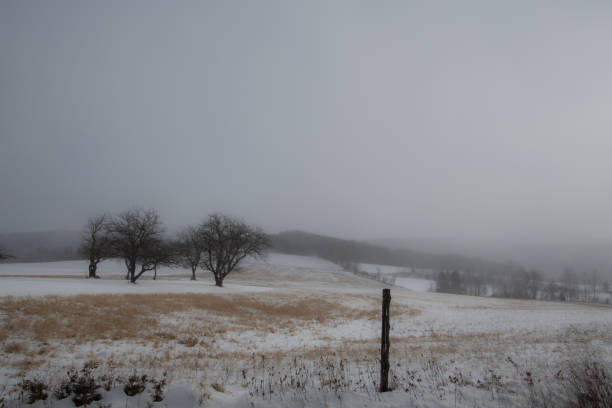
left=380, top=288, right=391, bottom=392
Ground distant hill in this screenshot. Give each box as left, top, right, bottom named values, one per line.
left=0, top=230, right=81, bottom=262
left=374, top=237, right=612, bottom=280
left=269, top=230, right=521, bottom=275
left=0, top=228, right=525, bottom=278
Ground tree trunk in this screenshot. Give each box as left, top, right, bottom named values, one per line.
left=191, top=266, right=197, bottom=281
left=88, top=262, right=97, bottom=279
left=214, top=275, right=223, bottom=287
left=153, top=266, right=157, bottom=280
left=129, top=264, right=137, bottom=284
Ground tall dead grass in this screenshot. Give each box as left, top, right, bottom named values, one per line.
left=0, top=293, right=402, bottom=344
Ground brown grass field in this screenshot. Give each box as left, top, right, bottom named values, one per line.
left=0, top=278, right=610, bottom=408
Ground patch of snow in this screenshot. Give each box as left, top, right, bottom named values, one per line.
left=358, top=263, right=410, bottom=275
left=244, top=252, right=343, bottom=271
left=395, top=277, right=435, bottom=292
left=0, top=259, right=193, bottom=278
left=0, top=277, right=272, bottom=297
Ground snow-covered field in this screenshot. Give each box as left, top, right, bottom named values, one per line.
left=356, top=262, right=436, bottom=277
left=353, top=262, right=436, bottom=291
left=0, top=277, right=271, bottom=297
left=394, top=276, right=435, bottom=292
left=0, top=258, right=200, bottom=278
left=0, top=254, right=610, bottom=407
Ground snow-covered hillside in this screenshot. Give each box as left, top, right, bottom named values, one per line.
left=0, top=254, right=610, bottom=407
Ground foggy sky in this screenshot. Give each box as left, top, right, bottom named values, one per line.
left=2, top=1, right=612, bottom=245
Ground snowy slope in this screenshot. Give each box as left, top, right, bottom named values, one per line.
left=0, top=277, right=271, bottom=297
left=0, top=254, right=611, bottom=408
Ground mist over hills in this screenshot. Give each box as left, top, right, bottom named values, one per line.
left=0, top=230, right=81, bottom=261
left=1, top=229, right=512, bottom=274
left=375, top=237, right=612, bottom=280
left=269, top=230, right=521, bottom=276
left=2, top=229, right=610, bottom=281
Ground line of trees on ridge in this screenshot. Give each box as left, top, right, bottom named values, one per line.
left=80, top=209, right=268, bottom=286
left=435, top=267, right=609, bottom=303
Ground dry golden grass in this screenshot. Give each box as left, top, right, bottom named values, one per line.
left=0, top=292, right=406, bottom=344
left=0, top=291, right=424, bottom=374
left=3, top=341, right=25, bottom=354
left=452, top=298, right=612, bottom=312
left=210, top=383, right=224, bottom=393
left=8, top=357, right=45, bottom=371
left=5, top=290, right=592, bottom=380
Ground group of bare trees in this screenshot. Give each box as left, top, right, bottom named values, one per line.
left=436, top=268, right=556, bottom=300
left=542, top=268, right=609, bottom=303
left=436, top=268, right=543, bottom=299
left=435, top=266, right=611, bottom=303
left=80, top=209, right=268, bottom=286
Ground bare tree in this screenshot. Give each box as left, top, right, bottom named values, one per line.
left=561, top=267, right=578, bottom=301
left=0, top=247, right=14, bottom=260
left=107, top=209, right=164, bottom=283
left=79, top=214, right=112, bottom=278
left=588, top=269, right=600, bottom=302
left=147, top=239, right=177, bottom=280
left=526, top=269, right=542, bottom=300
left=200, top=214, right=269, bottom=287
left=176, top=226, right=206, bottom=280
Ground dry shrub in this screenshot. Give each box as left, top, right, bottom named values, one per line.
left=19, top=377, right=48, bottom=404
left=566, top=360, right=611, bottom=408
left=123, top=373, right=147, bottom=396
left=62, top=366, right=102, bottom=407
left=4, top=342, right=25, bottom=354
left=211, top=383, right=224, bottom=393
left=154, top=331, right=177, bottom=340
left=179, top=336, right=199, bottom=348
left=150, top=373, right=167, bottom=402
left=522, top=353, right=612, bottom=408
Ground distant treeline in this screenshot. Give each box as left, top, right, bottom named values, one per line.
left=270, top=231, right=611, bottom=304
left=269, top=230, right=520, bottom=275
left=3, top=228, right=610, bottom=303
left=0, top=230, right=80, bottom=262
left=435, top=268, right=610, bottom=303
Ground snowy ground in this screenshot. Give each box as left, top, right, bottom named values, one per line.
left=0, top=258, right=203, bottom=278
left=394, top=277, right=435, bottom=292
left=355, top=262, right=436, bottom=292
left=0, top=254, right=610, bottom=407
left=0, top=277, right=272, bottom=297
left=356, top=263, right=435, bottom=276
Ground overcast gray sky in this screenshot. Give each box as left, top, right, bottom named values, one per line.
left=1, top=1, right=612, bottom=244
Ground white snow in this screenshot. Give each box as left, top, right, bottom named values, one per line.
left=244, top=252, right=344, bottom=271
left=0, top=253, right=342, bottom=278
left=0, top=258, right=190, bottom=277
left=394, top=277, right=435, bottom=292
left=357, top=262, right=435, bottom=277
left=0, top=276, right=272, bottom=297
left=357, top=263, right=410, bottom=275
left=0, top=253, right=610, bottom=408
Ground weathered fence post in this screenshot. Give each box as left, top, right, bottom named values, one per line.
left=380, top=288, right=391, bottom=392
